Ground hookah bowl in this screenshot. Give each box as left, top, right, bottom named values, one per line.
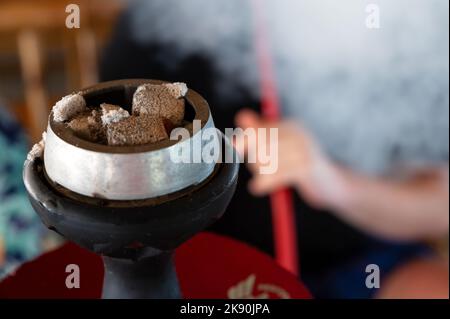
left=23, top=79, right=239, bottom=299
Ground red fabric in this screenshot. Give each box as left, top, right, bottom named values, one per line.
left=0, top=232, right=310, bottom=299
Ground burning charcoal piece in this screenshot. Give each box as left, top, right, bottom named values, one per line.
left=106, top=114, right=169, bottom=146
left=100, top=103, right=130, bottom=125
left=132, top=82, right=187, bottom=126
left=53, top=93, right=86, bottom=122
left=163, top=82, right=188, bottom=98
left=67, top=109, right=106, bottom=143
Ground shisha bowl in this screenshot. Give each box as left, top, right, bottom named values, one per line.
left=23, top=79, right=239, bottom=298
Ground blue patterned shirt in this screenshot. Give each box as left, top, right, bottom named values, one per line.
left=0, top=107, right=51, bottom=278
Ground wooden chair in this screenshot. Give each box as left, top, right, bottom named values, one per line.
left=0, top=0, right=124, bottom=142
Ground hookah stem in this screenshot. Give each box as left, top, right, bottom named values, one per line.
left=250, top=0, right=299, bottom=276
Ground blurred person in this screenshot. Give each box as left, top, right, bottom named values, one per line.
left=100, top=0, right=448, bottom=298
left=234, top=109, right=449, bottom=298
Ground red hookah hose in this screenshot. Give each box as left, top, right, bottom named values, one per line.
left=250, top=0, right=299, bottom=276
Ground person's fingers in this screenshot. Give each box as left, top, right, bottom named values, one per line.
left=233, top=111, right=265, bottom=159
left=234, top=109, right=262, bottom=129
left=248, top=172, right=290, bottom=196
left=232, top=132, right=246, bottom=159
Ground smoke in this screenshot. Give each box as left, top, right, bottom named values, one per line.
left=128, top=0, right=449, bottom=175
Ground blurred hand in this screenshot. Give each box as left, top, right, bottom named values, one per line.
left=234, top=109, right=449, bottom=241
left=234, top=109, right=345, bottom=209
